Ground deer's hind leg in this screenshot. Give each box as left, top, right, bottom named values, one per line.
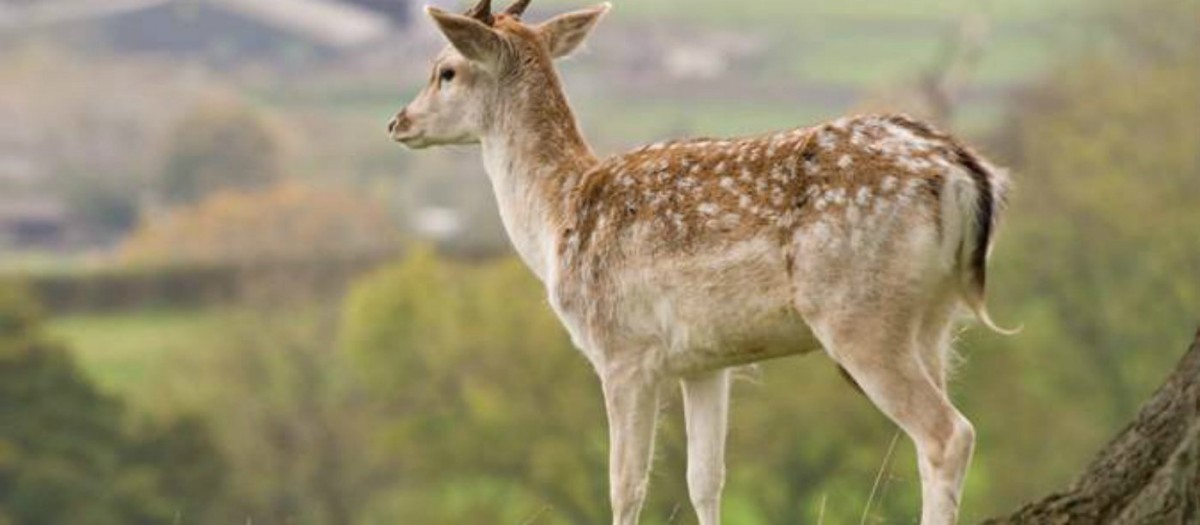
left=805, top=305, right=975, bottom=525
left=915, top=287, right=963, bottom=393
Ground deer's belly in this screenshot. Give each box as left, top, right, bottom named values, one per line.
left=651, top=292, right=819, bottom=375
left=606, top=239, right=822, bottom=376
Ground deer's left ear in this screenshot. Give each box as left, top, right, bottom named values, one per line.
left=427, top=6, right=505, bottom=64
left=536, top=3, right=611, bottom=59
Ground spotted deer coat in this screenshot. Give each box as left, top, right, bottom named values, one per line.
left=548, top=114, right=1009, bottom=376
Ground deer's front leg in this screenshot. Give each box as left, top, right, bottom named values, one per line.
left=602, top=371, right=660, bottom=525
left=681, top=369, right=730, bottom=525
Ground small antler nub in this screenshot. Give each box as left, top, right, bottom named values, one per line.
left=464, top=0, right=494, bottom=24
left=504, top=0, right=532, bottom=17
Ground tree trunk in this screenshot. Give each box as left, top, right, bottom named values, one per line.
left=982, top=328, right=1200, bottom=525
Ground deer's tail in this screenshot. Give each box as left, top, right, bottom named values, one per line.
left=948, top=146, right=1021, bottom=335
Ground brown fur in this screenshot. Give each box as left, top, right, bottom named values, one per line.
left=559, top=115, right=974, bottom=268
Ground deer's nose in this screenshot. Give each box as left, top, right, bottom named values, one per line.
left=388, top=109, right=411, bottom=136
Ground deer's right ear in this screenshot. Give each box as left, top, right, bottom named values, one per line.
left=427, top=6, right=504, bottom=64
left=536, top=3, right=611, bottom=59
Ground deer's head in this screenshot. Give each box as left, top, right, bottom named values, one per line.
left=388, top=0, right=610, bottom=149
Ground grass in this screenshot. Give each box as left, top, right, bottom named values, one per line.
left=46, top=308, right=229, bottom=400
left=0, top=251, right=107, bottom=275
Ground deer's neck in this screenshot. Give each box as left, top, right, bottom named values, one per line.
left=480, top=76, right=596, bottom=282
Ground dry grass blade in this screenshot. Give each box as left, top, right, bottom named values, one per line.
left=860, top=431, right=901, bottom=525
left=520, top=505, right=552, bottom=525
left=817, top=493, right=829, bottom=525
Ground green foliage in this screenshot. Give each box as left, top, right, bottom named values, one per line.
left=341, top=249, right=925, bottom=524
left=343, top=248, right=611, bottom=523
left=957, top=0, right=1200, bottom=509
left=0, top=284, right=226, bottom=525
left=991, top=0, right=1199, bottom=417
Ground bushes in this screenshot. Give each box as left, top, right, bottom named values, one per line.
left=9, top=256, right=393, bottom=314
left=0, top=284, right=226, bottom=524
left=123, top=182, right=401, bottom=266
left=338, top=250, right=918, bottom=524
left=341, top=248, right=613, bottom=524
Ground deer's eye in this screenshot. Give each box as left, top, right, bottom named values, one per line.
left=439, top=68, right=456, bottom=83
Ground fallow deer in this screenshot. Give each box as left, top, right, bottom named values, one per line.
left=387, top=2, right=1013, bottom=524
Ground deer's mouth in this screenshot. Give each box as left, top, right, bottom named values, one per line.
left=393, top=131, right=429, bottom=149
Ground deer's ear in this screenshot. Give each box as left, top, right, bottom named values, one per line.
left=536, top=3, right=610, bottom=59
left=427, top=6, right=504, bottom=64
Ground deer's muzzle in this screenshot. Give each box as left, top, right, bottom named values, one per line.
left=387, top=109, right=414, bottom=141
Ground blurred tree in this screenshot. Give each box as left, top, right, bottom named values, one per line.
left=342, top=249, right=613, bottom=524
left=193, top=301, right=384, bottom=525
left=960, top=0, right=1200, bottom=512
left=159, top=99, right=286, bottom=206
left=121, top=182, right=401, bottom=265
left=990, top=0, right=1199, bottom=419
left=0, top=284, right=226, bottom=524
left=856, top=9, right=991, bottom=125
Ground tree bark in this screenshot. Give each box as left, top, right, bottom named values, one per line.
left=982, top=328, right=1200, bottom=525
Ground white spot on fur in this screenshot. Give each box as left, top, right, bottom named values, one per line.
left=851, top=129, right=867, bottom=146
left=881, top=176, right=899, bottom=192
left=818, top=130, right=838, bottom=151
left=855, top=187, right=872, bottom=206
left=828, top=187, right=846, bottom=205
left=897, top=156, right=933, bottom=173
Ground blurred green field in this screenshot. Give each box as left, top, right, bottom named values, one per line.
left=46, top=309, right=227, bottom=402
left=258, top=0, right=1096, bottom=155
